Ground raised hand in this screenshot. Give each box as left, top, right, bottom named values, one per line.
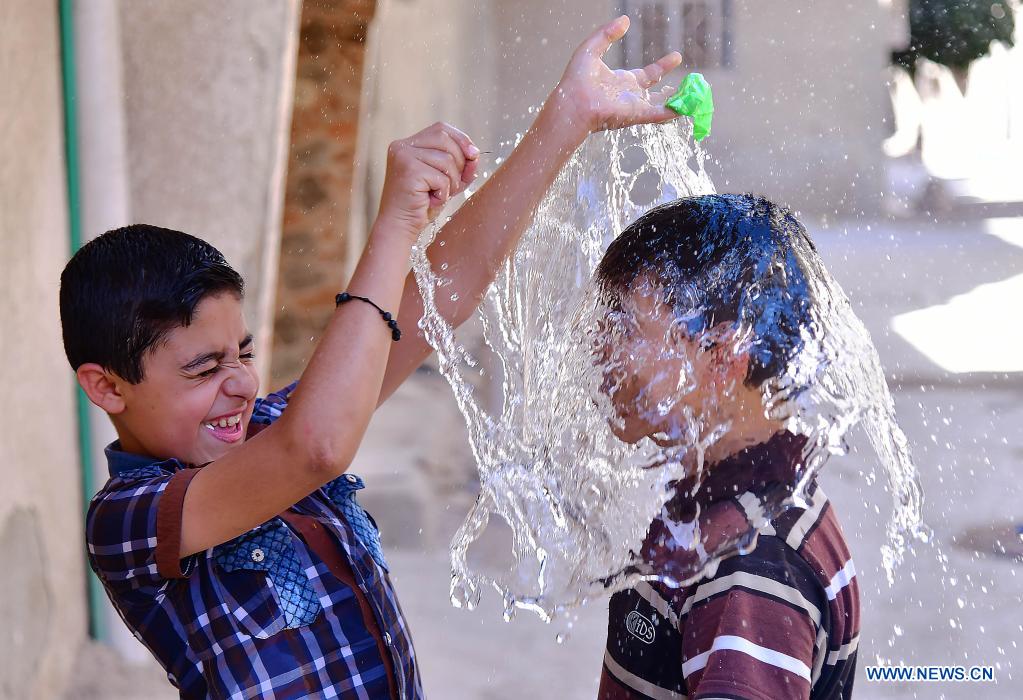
left=376, top=122, right=481, bottom=237
left=551, top=15, right=683, bottom=137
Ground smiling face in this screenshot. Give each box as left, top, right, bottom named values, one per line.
left=111, top=291, right=260, bottom=465
left=593, top=282, right=750, bottom=446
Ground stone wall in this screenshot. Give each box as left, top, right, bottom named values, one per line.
left=271, top=0, right=377, bottom=385
left=0, top=2, right=87, bottom=697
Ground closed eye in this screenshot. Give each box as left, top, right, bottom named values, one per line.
left=197, top=352, right=255, bottom=378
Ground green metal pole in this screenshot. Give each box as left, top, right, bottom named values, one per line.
left=58, top=0, right=107, bottom=642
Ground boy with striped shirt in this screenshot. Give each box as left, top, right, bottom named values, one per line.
left=592, top=195, right=860, bottom=700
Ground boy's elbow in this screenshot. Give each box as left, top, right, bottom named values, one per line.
left=276, top=417, right=351, bottom=482
left=304, top=438, right=351, bottom=480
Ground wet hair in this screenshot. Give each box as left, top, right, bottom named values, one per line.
left=60, top=224, right=244, bottom=384
left=594, top=193, right=823, bottom=388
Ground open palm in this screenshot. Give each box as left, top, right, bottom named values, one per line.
left=556, top=16, right=683, bottom=134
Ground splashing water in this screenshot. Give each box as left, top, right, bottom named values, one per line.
left=411, top=122, right=926, bottom=621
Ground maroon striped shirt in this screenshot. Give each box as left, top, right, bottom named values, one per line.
left=599, top=432, right=860, bottom=700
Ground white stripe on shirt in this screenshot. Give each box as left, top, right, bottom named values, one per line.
left=785, top=488, right=828, bottom=550
left=679, top=570, right=822, bottom=627
left=633, top=581, right=680, bottom=628
left=737, top=491, right=776, bottom=537
left=682, top=634, right=812, bottom=682
left=824, top=559, right=856, bottom=601
left=826, top=635, right=860, bottom=665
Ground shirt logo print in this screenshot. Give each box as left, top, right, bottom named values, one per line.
left=626, top=610, right=655, bottom=644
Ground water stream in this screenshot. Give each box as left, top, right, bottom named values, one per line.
left=411, top=122, right=926, bottom=621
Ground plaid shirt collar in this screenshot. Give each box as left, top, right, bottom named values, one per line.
left=104, top=440, right=171, bottom=477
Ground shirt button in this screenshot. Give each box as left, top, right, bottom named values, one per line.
left=383, top=632, right=392, bottom=646
left=344, top=474, right=358, bottom=483
left=250, top=548, right=265, bottom=563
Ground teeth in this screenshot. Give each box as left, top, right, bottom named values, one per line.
left=205, top=413, right=242, bottom=430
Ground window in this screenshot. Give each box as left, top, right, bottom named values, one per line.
left=620, top=0, right=733, bottom=70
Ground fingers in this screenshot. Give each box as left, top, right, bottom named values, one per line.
left=631, top=51, right=683, bottom=89
left=642, top=103, right=680, bottom=125
left=416, top=162, right=451, bottom=209
left=410, top=122, right=479, bottom=184
left=642, top=87, right=681, bottom=124
left=410, top=130, right=465, bottom=174
left=649, top=84, right=677, bottom=107
left=381, top=122, right=479, bottom=227
left=576, top=15, right=630, bottom=60
left=416, top=148, right=464, bottom=198
left=461, top=157, right=479, bottom=186
left=437, top=122, right=480, bottom=162
left=439, top=129, right=479, bottom=184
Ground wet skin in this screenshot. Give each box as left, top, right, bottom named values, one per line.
left=593, top=283, right=783, bottom=464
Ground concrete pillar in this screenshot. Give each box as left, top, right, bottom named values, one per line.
left=117, top=0, right=301, bottom=387
left=75, top=0, right=130, bottom=238
left=68, top=0, right=301, bottom=660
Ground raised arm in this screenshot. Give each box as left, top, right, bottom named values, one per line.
left=379, top=15, right=682, bottom=401
left=177, top=124, right=476, bottom=557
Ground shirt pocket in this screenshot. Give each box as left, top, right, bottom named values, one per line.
left=212, top=520, right=321, bottom=639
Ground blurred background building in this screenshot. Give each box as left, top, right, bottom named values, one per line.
left=1, top=1, right=1020, bottom=698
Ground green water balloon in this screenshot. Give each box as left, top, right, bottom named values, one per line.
left=665, top=72, right=714, bottom=142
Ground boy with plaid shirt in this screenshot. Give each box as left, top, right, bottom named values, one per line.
left=62, top=19, right=685, bottom=698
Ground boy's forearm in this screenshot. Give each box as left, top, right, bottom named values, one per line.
left=379, top=16, right=681, bottom=400
left=423, top=98, right=586, bottom=322
left=286, top=219, right=414, bottom=468
left=180, top=218, right=417, bottom=557
left=180, top=118, right=476, bottom=557
left=380, top=100, right=587, bottom=400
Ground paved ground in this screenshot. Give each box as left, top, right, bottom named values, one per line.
left=69, top=214, right=1023, bottom=699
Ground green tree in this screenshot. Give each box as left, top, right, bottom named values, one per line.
left=893, top=1, right=1016, bottom=80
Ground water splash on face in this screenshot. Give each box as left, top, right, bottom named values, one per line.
left=412, top=123, right=925, bottom=621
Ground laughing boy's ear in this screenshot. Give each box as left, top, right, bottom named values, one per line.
left=76, top=363, right=127, bottom=415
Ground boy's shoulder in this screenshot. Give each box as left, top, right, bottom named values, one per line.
left=644, top=431, right=853, bottom=585
left=248, top=380, right=298, bottom=428
left=674, top=485, right=848, bottom=604
left=602, top=492, right=859, bottom=700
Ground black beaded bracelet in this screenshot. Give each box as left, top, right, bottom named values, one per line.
left=335, top=292, right=401, bottom=341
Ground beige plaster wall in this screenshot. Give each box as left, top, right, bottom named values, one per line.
left=353, top=0, right=499, bottom=252
left=0, top=2, right=88, bottom=698
left=489, top=0, right=890, bottom=220
left=708, top=0, right=890, bottom=219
